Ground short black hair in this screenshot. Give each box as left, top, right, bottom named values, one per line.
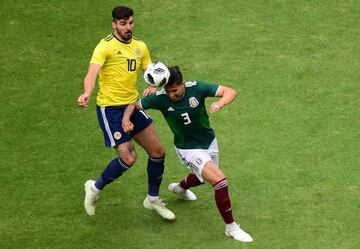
left=167, top=66, right=183, bottom=86
left=112, top=6, right=133, bottom=21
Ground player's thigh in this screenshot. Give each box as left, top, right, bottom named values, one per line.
left=133, top=123, right=165, bottom=158
left=208, top=138, right=220, bottom=165
left=201, top=161, right=226, bottom=185
left=96, top=105, right=132, bottom=147
left=175, top=148, right=213, bottom=183
left=115, top=140, right=137, bottom=166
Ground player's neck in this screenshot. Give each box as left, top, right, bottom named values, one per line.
left=178, top=85, right=186, bottom=101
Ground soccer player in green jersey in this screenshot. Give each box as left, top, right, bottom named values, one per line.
left=122, top=66, right=253, bottom=242
left=77, top=6, right=175, bottom=220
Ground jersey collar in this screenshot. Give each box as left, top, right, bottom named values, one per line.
left=112, top=32, right=132, bottom=44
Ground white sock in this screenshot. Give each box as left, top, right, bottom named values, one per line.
left=175, top=184, right=186, bottom=193
left=147, top=195, right=159, bottom=203
left=226, top=221, right=238, bottom=230
left=90, top=183, right=100, bottom=193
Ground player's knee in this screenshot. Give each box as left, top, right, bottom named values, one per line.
left=149, top=145, right=166, bottom=158
left=203, top=163, right=226, bottom=185
left=118, top=152, right=137, bottom=167
left=209, top=175, right=225, bottom=185
left=217, top=169, right=226, bottom=180
left=115, top=142, right=138, bottom=166
left=125, top=157, right=136, bottom=167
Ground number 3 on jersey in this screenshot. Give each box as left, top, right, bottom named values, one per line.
left=181, top=112, right=191, bottom=125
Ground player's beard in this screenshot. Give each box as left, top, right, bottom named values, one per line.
left=115, top=28, right=132, bottom=42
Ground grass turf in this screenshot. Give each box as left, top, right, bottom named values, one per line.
left=1, top=0, right=359, bottom=248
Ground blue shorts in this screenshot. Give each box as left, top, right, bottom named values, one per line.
left=96, top=105, right=153, bottom=148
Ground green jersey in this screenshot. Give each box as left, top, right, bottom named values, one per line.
left=140, top=81, right=220, bottom=149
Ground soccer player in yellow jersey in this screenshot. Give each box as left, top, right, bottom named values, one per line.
left=77, top=6, right=175, bottom=220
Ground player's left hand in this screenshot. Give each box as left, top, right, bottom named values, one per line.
left=143, top=86, right=157, bottom=96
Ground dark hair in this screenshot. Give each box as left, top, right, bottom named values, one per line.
left=167, top=66, right=183, bottom=86
left=112, top=6, right=133, bottom=21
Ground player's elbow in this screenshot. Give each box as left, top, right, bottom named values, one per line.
left=233, top=89, right=238, bottom=98
left=229, top=88, right=238, bottom=100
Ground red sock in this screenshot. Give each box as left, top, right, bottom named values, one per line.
left=213, top=178, right=234, bottom=224
left=179, top=174, right=203, bottom=189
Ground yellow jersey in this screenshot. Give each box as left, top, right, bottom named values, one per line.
left=90, top=34, right=152, bottom=106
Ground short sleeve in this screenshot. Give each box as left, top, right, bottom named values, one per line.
left=90, top=40, right=108, bottom=66
left=140, top=93, right=161, bottom=110
left=197, top=81, right=220, bottom=97
left=141, top=43, right=152, bottom=70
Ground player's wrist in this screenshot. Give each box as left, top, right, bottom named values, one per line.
left=83, top=91, right=92, bottom=97
left=215, top=101, right=224, bottom=109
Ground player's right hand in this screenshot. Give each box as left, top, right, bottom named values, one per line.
left=210, top=102, right=222, bottom=113
left=77, top=93, right=90, bottom=109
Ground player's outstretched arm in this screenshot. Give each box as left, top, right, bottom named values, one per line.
left=210, top=85, right=237, bottom=113
left=77, top=63, right=101, bottom=109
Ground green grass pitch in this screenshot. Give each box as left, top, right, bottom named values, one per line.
left=1, top=0, right=359, bottom=248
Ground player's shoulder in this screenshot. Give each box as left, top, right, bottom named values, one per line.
left=155, top=88, right=167, bottom=96
left=186, top=80, right=219, bottom=95
left=132, top=36, right=147, bottom=47
left=189, top=80, right=218, bottom=88
left=185, top=80, right=214, bottom=90
left=95, top=34, right=115, bottom=49
left=98, top=33, right=115, bottom=43
left=142, top=89, right=167, bottom=101
left=184, top=80, right=198, bottom=88
left=132, top=36, right=146, bottom=43
left=141, top=89, right=167, bottom=107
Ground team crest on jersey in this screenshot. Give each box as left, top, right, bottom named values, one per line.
left=195, top=158, right=203, bottom=165
left=134, top=48, right=142, bottom=58
left=189, top=97, right=199, bottom=108
left=113, top=131, right=122, bottom=140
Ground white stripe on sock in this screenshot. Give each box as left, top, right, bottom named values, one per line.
left=213, top=179, right=228, bottom=190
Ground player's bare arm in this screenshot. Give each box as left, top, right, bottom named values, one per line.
left=122, top=101, right=142, bottom=132
left=77, top=63, right=101, bottom=109
left=210, top=85, right=238, bottom=113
